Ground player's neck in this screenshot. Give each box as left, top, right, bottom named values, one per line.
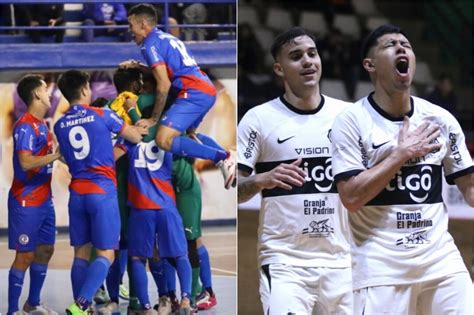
left=373, top=88, right=411, bottom=118
left=28, top=103, right=46, bottom=120
left=284, top=86, right=321, bottom=111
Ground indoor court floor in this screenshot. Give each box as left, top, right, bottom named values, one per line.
left=0, top=226, right=236, bottom=315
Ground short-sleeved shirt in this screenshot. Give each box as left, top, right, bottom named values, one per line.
left=116, top=138, right=175, bottom=210
left=237, top=95, right=352, bottom=268
left=141, top=28, right=216, bottom=97
left=331, top=93, right=473, bottom=290
left=54, top=104, right=125, bottom=194
left=9, top=112, right=54, bottom=208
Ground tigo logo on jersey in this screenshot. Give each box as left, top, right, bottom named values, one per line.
left=302, top=157, right=334, bottom=193
left=368, top=165, right=442, bottom=206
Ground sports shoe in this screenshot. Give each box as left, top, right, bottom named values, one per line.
left=217, top=152, right=236, bottom=189
left=97, top=302, right=120, bottom=314
left=178, top=298, right=192, bottom=315
left=94, top=288, right=111, bottom=305
left=170, top=296, right=180, bottom=314
left=156, top=296, right=171, bottom=315
left=66, top=303, right=88, bottom=315
left=127, top=308, right=141, bottom=315
left=119, top=284, right=130, bottom=300
left=23, top=302, right=58, bottom=315
left=196, top=290, right=217, bottom=311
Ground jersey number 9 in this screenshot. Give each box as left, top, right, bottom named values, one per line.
left=69, top=126, right=90, bottom=160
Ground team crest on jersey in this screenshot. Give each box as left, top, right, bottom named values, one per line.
left=396, top=229, right=430, bottom=248
left=19, top=234, right=29, bottom=245
left=302, top=219, right=334, bottom=238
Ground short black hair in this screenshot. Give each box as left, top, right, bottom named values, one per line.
left=17, top=74, right=44, bottom=106
left=90, top=97, right=109, bottom=108
left=271, top=27, right=316, bottom=60
left=360, top=24, right=407, bottom=60
left=113, top=68, right=143, bottom=94
left=57, top=70, right=90, bottom=103
left=128, top=3, right=157, bottom=25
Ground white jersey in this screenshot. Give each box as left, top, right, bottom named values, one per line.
left=332, top=93, right=473, bottom=290
left=238, top=95, right=352, bottom=268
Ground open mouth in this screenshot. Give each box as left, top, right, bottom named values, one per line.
left=395, top=58, right=409, bottom=74
left=301, top=69, right=316, bottom=76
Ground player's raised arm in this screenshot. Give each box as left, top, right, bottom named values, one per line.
left=334, top=116, right=441, bottom=212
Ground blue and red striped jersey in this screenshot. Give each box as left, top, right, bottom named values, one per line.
left=141, top=28, right=216, bottom=97
left=115, top=138, right=175, bottom=210
left=54, top=104, right=125, bottom=194
left=9, top=112, right=54, bottom=208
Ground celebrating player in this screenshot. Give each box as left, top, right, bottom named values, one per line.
left=114, top=107, right=193, bottom=315
left=54, top=70, right=145, bottom=315
left=121, top=3, right=236, bottom=189
left=7, top=74, right=61, bottom=315
left=331, top=24, right=474, bottom=314
left=237, top=27, right=353, bottom=314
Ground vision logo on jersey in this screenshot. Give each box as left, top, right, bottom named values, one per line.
left=302, top=219, right=334, bottom=238
left=294, top=147, right=329, bottom=156
left=368, top=165, right=442, bottom=205
left=244, top=130, right=257, bottom=159
left=396, top=229, right=430, bottom=248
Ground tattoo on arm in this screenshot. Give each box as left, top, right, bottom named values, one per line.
left=238, top=174, right=262, bottom=203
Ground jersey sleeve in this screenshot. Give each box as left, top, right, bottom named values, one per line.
left=331, top=110, right=367, bottom=183
left=104, top=108, right=125, bottom=135
left=237, top=109, right=261, bottom=174
left=114, top=136, right=130, bottom=154
left=143, top=42, right=164, bottom=69
left=442, top=113, right=474, bottom=184
left=14, top=123, right=35, bottom=153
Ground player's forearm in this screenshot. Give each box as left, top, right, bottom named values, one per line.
left=238, top=174, right=263, bottom=203
left=455, top=173, right=474, bottom=207
left=151, top=90, right=168, bottom=121
left=338, top=148, right=410, bottom=212
left=120, top=125, right=144, bottom=144
left=19, top=153, right=60, bottom=171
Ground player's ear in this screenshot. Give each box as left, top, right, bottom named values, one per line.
left=363, top=58, right=375, bottom=73
left=273, top=63, right=284, bottom=78
left=80, top=86, right=87, bottom=98
left=33, top=88, right=40, bottom=100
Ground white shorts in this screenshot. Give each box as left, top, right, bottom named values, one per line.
left=353, top=272, right=473, bottom=315
left=259, top=263, right=353, bottom=315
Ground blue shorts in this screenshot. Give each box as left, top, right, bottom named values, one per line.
left=161, top=90, right=216, bottom=132
left=128, top=207, right=188, bottom=258
left=68, top=193, right=120, bottom=250
left=8, top=200, right=56, bottom=252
